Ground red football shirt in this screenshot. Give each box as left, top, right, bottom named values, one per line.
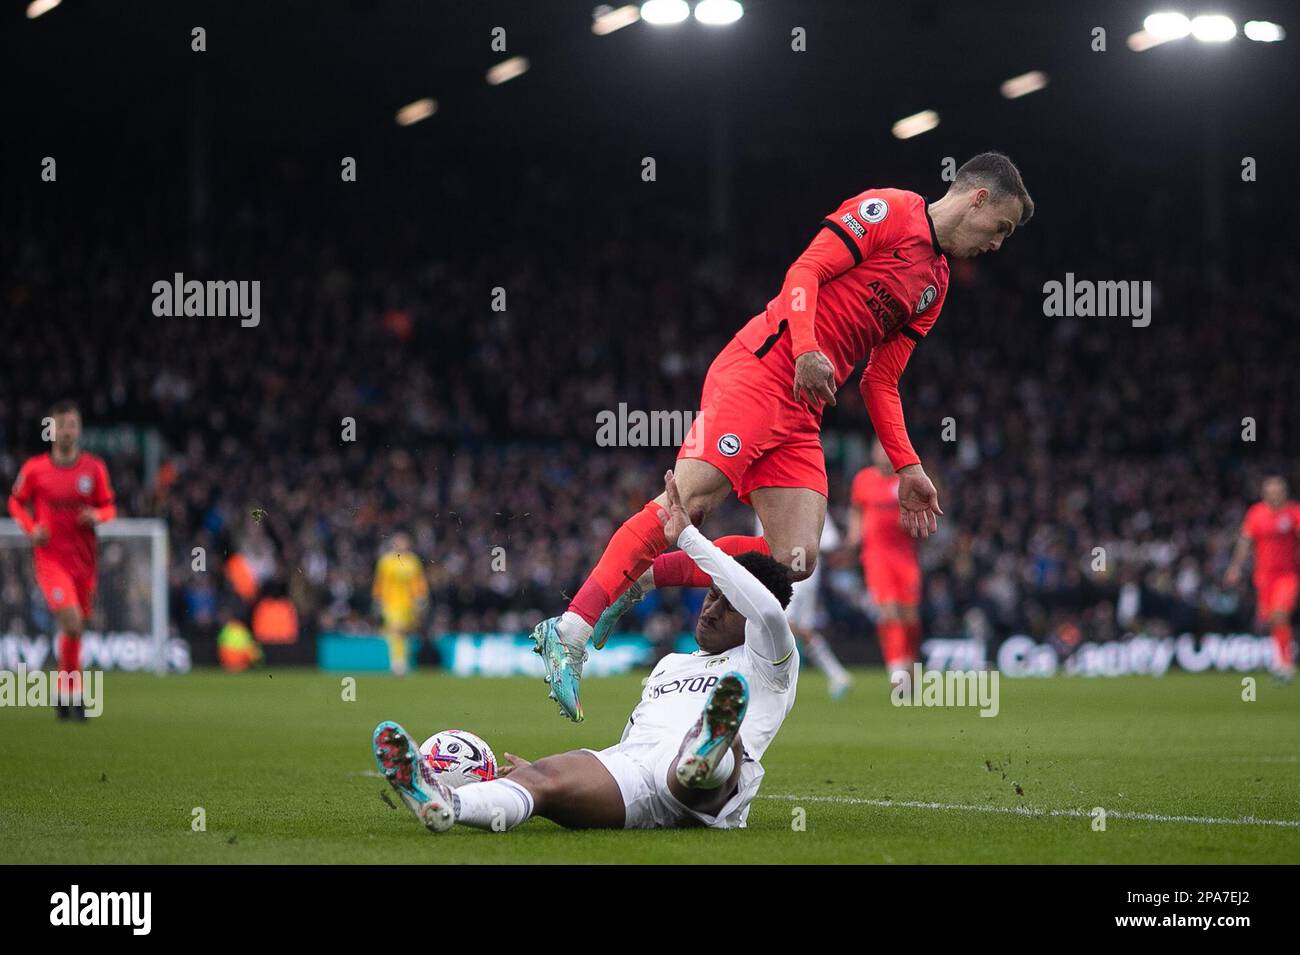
left=1241, top=501, right=1300, bottom=579
left=735, top=188, right=950, bottom=470
left=851, top=466, right=916, bottom=559
left=8, top=452, right=115, bottom=577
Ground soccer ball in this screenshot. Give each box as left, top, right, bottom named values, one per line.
left=418, top=729, right=497, bottom=788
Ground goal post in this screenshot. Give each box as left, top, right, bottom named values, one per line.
left=0, top=517, right=170, bottom=675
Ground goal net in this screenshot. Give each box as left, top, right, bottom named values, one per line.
left=0, top=518, right=170, bottom=674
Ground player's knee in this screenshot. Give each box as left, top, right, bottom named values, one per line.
left=777, top=541, right=818, bottom=581
left=676, top=487, right=721, bottom=526
left=58, top=608, right=84, bottom=637
left=666, top=462, right=731, bottom=525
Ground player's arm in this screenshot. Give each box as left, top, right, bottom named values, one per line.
left=6, top=492, right=38, bottom=534
left=860, top=336, right=942, bottom=539
left=776, top=194, right=900, bottom=409
left=845, top=506, right=862, bottom=548
left=412, top=568, right=429, bottom=617
left=774, top=230, right=856, bottom=409
left=1224, top=533, right=1253, bottom=587
left=660, top=472, right=794, bottom=665
left=845, top=472, right=867, bottom=549
left=80, top=459, right=117, bottom=526
left=7, top=462, right=44, bottom=543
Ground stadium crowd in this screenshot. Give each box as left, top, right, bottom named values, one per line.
left=2, top=163, right=1295, bottom=662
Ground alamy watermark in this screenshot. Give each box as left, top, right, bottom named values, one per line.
left=50, top=885, right=150, bottom=935
left=151, top=273, right=260, bottom=327
left=890, top=663, right=999, bottom=717
left=0, top=665, right=104, bottom=716
left=1042, top=273, right=1151, bottom=327
left=595, top=403, right=703, bottom=453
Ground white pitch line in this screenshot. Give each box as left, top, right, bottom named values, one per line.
left=352, top=769, right=1298, bottom=829
left=760, top=794, right=1300, bottom=829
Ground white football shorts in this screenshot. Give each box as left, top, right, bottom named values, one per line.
left=584, top=738, right=765, bottom=830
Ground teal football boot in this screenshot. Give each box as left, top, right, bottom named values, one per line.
left=675, top=672, right=749, bottom=788
left=372, top=720, right=457, bottom=832
left=591, top=580, right=645, bottom=650
left=530, top=616, right=585, bottom=722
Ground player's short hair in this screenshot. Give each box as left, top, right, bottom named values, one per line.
left=953, top=152, right=1034, bottom=225
left=734, top=551, right=794, bottom=609
left=49, top=398, right=80, bottom=417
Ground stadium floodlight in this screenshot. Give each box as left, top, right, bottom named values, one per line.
left=640, top=0, right=690, bottom=26
left=1190, top=14, right=1236, bottom=42
left=891, top=109, right=939, bottom=140
left=1000, top=70, right=1048, bottom=99
left=694, top=0, right=744, bottom=26
left=395, top=97, right=438, bottom=126
left=1243, top=20, right=1285, bottom=42
left=486, top=56, right=530, bottom=86
left=1126, top=30, right=1164, bottom=52
left=592, top=4, right=641, bottom=35
left=1143, top=12, right=1192, bottom=41
left=25, top=0, right=61, bottom=18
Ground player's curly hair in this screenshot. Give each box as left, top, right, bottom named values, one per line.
left=734, top=551, right=795, bottom=609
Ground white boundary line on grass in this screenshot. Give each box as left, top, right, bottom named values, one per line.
left=760, top=794, right=1300, bottom=829
left=355, top=769, right=1298, bottom=829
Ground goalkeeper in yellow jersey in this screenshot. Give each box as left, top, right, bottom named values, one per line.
left=372, top=533, right=428, bottom=675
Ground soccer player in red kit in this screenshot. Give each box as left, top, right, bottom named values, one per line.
left=849, top=439, right=922, bottom=681
left=7, top=400, right=117, bottom=718
left=1225, top=475, right=1300, bottom=681
left=534, top=153, right=1033, bottom=721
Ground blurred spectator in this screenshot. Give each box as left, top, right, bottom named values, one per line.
left=2, top=166, right=1293, bottom=657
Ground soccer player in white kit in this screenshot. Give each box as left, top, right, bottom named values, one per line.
left=371, top=470, right=799, bottom=832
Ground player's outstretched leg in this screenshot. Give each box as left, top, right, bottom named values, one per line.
left=592, top=534, right=772, bottom=649
left=676, top=672, right=748, bottom=789
left=529, top=617, right=585, bottom=722
left=372, top=721, right=458, bottom=833
left=797, top=627, right=853, bottom=699
left=537, top=459, right=733, bottom=721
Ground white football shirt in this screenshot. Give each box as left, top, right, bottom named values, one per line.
left=616, top=526, right=799, bottom=762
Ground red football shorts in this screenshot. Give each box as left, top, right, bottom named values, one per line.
left=35, top=558, right=96, bottom=617
left=1255, top=572, right=1299, bottom=619
left=677, top=337, right=827, bottom=505
left=864, top=551, right=921, bottom=606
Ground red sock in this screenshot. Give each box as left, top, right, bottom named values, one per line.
left=56, top=632, right=82, bottom=699
left=904, top=619, right=923, bottom=658
left=57, top=631, right=81, bottom=672
left=879, top=620, right=909, bottom=671
left=568, top=502, right=668, bottom=626
left=652, top=535, right=771, bottom=588
left=1272, top=621, right=1295, bottom=669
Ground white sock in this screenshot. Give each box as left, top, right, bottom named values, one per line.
left=681, top=747, right=735, bottom=790
left=805, top=633, right=850, bottom=682
left=558, top=610, right=593, bottom=651
left=453, top=779, right=535, bottom=831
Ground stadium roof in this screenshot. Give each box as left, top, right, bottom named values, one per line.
left=4, top=0, right=1297, bottom=233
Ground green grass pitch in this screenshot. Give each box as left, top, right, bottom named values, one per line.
left=1, top=668, right=1297, bottom=863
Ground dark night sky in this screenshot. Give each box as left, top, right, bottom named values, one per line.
left=3, top=1, right=1297, bottom=265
